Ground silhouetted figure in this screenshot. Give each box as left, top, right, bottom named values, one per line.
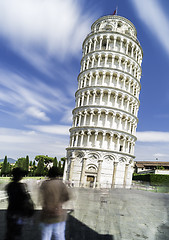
left=39, top=167, right=70, bottom=240
left=4, top=167, right=34, bottom=240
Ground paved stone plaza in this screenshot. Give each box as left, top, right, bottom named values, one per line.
left=1, top=186, right=169, bottom=240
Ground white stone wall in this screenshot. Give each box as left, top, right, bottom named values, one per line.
left=64, top=15, right=142, bottom=188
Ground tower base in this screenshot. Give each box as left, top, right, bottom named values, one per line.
left=63, top=148, right=134, bottom=189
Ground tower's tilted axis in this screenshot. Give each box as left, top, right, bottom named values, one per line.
left=64, top=14, right=143, bottom=188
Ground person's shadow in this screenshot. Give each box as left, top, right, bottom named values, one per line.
left=66, top=214, right=114, bottom=240
left=0, top=210, right=114, bottom=240
left=155, top=194, right=169, bottom=240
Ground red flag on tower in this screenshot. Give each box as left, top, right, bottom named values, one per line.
left=113, top=9, right=116, bottom=15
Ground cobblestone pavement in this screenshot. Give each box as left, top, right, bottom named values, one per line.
left=1, top=187, right=169, bottom=240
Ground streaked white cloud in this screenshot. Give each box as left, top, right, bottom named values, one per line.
left=135, top=131, right=169, bottom=160
left=0, top=0, right=94, bottom=60
left=27, top=124, right=70, bottom=135
left=153, top=153, right=169, bottom=158
left=135, top=141, right=169, bottom=161
left=136, top=131, right=169, bottom=142
left=0, top=69, right=73, bottom=122
left=26, top=106, right=50, bottom=122
left=0, top=127, right=69, bottom=160
left=131, top=0, right=169, bottom=56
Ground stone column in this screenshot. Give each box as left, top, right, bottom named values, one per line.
left=91, top=56, right=95, bottom=68
left=63, top=158, right=68, bottom=181
left=112, top=162, right=118, bottom=188
left=101, top=132, right=106, bottom=148
left=135, top=49, right=138, bottom=61
left=98, top=54, right=101, bottom=67
left=126, top=99, right=130, bottom=111
left=89, top=74, right=92, bottom=86
left=131, top=46, right=134, bottom=58
left=85, top=44, right=88, bottom=55
left=69, top=157, right=75, bottom=181
left=99, top=37, right=103, bottom=50
left=118, top=115, right=122, bottom=130
left=86, top=57, right=90, bottom=69
left=110, top=133, right=114, bottom=149
left=126, top=41, right=129, bottom=54
left=74, top=132, right=78, bottom=147
left=80, top=157, right=87, bottom=187
left=118, top=57, right=122, bottom=70
left=80, top=131, right=84, bottom=146
left=86, top=91, right=90, bottom=105
left=126, top=139, right=130, bottom=153
left=116, top=135, right=120, bottom=151
left=113, top=37, right=116, bottom=49
left=111, top=55, right=115, bottom=68
left=106, top=36, right=110, bottom=50
left=93, top=37, right=97, bottom=51
left=123, top=164, right=129, bottom=187
left=71, top=134, right=74, bottom=147
left=86, top=131, right=91, bottom=147
left=121, top=95, right=124, bottom=109
left=81, top=93, right=85, bottom=106
left=100, top=90, right=104, bottom=105
left=88, top=40, right=92, bottom=53
left=74, top=115, right=78, bottom=127
left=110, top=73, right=113, bottom=86
left=107, top=91, right=111, bottom=106
left=116, top=74, right=120, bottom=87
left=93, top=131, right=98, bottom=147
left=97, top=111, right=101, bottom=126
left=111, top=114, right=115, bottom=128
left=96, top=160, right=103, bottom=188
left=102, top=72, right=106, bottom=85
left=83, top=61, right=86, bottom=71
left=84, top=111, right=87, bottom=125
left=95, top=72, right=99, bottom=85
left=104, top=54, right=108, bottom=67
left=89, top=111, right=94, bottom=125
left=120, top=38, right=123, bottom=52
left=92, top=90, right=96, bottom=105
left=114, top=93, right=118, bottom=107
left=104, top=112, right=108, bottom=127
left=122, top=137, right=126, bottom=152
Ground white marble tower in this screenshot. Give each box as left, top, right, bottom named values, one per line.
left=63, top=14, right=143, bottom=188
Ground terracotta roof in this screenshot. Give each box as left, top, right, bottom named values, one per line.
left=135, top=161, right=169, bottom=167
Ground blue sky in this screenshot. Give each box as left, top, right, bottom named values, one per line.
left=0, top=0, right=169, bottom=161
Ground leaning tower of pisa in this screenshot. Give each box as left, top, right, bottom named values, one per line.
left=63, top=14, right=143, bottom=188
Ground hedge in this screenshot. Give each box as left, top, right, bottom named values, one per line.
left=133, top=174, right=169, bottom=186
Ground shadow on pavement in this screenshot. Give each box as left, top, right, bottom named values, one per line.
left=0, top=210, right=113, bottom=240
left=155, top=195, right=169, bottom=240
left=66, top=215, right=114, bottom=240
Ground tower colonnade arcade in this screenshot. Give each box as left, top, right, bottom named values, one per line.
left=82, top=33, right=142, bottom=66
left=78, top=70, right=141, bottom=99
left=64, top=15, right=143, bottom=188
left=63, top=150, right=134, bottom=188
left=72, top=108, right=138, bottom=135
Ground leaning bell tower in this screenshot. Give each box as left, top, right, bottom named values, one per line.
left=63, top=14, right=143, bottom=188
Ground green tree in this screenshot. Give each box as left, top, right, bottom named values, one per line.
left=15, top=157, right=25, bottom=169
left=53, top=157, right=58, bottom=167
left=61, top=157, right=66, bottom=170
left=1, top=156, right=10, bottom=176
left=35, top=155, right=54, bottom=168
left=31, top=161, right=37, bottom=176
left=35, top=158, right=44, bottom=176
left=57, top=160, right=63, bottom=176
left=25, top=155, right=29, bottom=172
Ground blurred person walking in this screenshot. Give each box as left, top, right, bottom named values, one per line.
left=39, top=167, right=70, bottom=240
left=4, top=167, right=34, bottom=240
